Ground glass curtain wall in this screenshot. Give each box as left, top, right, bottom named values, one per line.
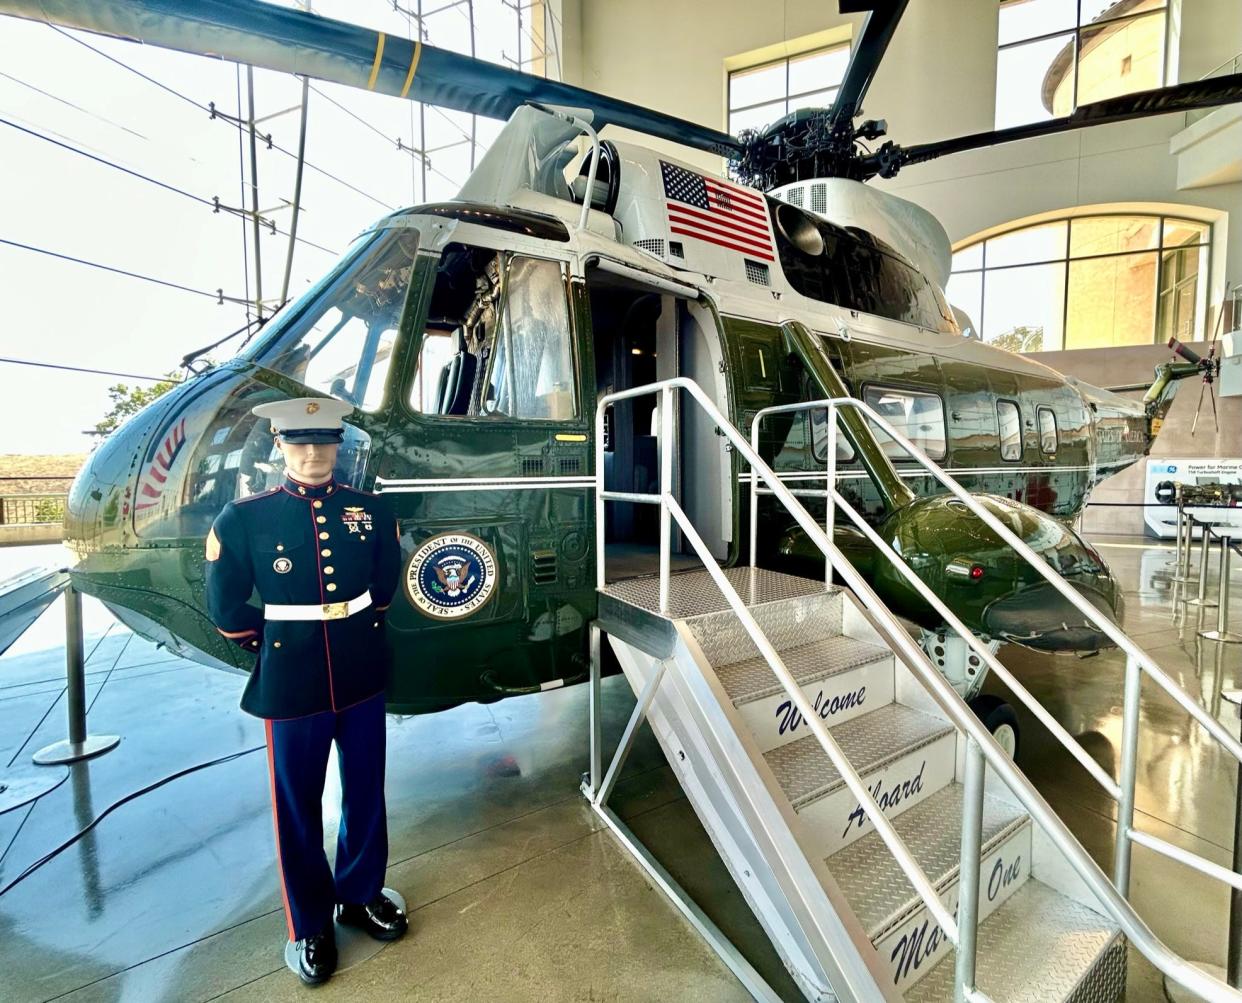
left=947, top=213, right=1209, bottom=352
left=728, top=43, right=851, bottom=136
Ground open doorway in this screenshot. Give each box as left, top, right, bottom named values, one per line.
left=588, top=263, right=731, bottom=581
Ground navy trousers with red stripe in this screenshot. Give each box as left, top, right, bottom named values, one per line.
left=263, top=693, right=389, bottom=941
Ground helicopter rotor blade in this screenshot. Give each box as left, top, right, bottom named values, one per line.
left=878, top=73, right=1242, bottom=176
left=0, top=0, right=743, bottom=158
left=828, top=0, right=909, bottom=128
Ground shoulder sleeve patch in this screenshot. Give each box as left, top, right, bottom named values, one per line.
left=205, top=527, right=222, bottom=562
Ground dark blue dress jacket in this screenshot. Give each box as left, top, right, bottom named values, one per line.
left=205, top=473, right=402, bottom=719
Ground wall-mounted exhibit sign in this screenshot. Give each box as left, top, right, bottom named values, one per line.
left=1144, top=458, right=1242, bottom=539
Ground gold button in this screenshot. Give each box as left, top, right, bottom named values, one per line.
left=313, top=500, right=323, bottom=509
left=316, top=516, right=326, bottom=524
left=321, top=548, right=332, bottom=557
left=319, top=532, right=329, bottom=540
left=276, top=544, right=284, bottom=552
left=360, top=534, right=366, bottom=540
left=373, top=621, right=379, bottom=628
left=274, top=641, right=282, bottom=648
left=324, top=566, right=335, bottom=574
left=326, top=583, right=337, bottom=592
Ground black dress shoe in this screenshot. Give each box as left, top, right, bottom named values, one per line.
left=296, top=926, right=338, bottom=986
left=337, top=891, right=408, bottom=941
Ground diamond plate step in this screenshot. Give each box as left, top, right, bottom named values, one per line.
left=764, top=703, right=958, bottom=857
left=904, top=880, right=1123, bottom=1002
left=719, top=635, right=895, bottom=754
left=765, top=703, right=952, bottom=810
left=827, top=783, right=1029, bottom=941
left=685, top=588, right=845, bottom=669
left=717, top=635, right=889, bottom=706
left=599, top=567, right=831, bottom=659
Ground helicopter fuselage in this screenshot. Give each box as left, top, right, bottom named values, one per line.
left=63, top=140, right=1153, bottom=714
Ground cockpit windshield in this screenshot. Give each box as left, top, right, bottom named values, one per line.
left=241, top=225, right=420, bottom=412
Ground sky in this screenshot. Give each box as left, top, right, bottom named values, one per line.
left=0, top=0, right=1144, bottom=456
left=0, top=0, right=549, bottom=455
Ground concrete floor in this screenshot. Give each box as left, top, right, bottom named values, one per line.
left=0, top=535, right=1239, bottom=1002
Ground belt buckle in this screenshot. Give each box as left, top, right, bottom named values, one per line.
left=322, top=601, right=349, bottom=620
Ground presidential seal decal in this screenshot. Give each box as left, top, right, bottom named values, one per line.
left=405, top=532, right=497, bottom=620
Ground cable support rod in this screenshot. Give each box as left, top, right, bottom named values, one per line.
left=0, top=116, right=338, bottom=256
left=0, top=356, right=184, bottom=383
left=46, top=25, right=394, bottom=211
left=0, top=238, right=249, bottom=305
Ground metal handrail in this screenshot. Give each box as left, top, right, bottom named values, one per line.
left=750, top=396, right=1242, bottom=763
left=595, top=376, right=1239, bottom=1001
left=749, top=393, right=1242, bottom=1000
left=595, top=380, right=963, bottom=964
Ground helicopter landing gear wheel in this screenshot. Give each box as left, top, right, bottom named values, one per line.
left=969, top=695, right=1019, bottom=759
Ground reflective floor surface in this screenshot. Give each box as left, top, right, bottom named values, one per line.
left=0, top=534, right=1239, bottom=1002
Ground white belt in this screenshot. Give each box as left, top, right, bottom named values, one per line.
left=265, top=589, right=372, bottom=621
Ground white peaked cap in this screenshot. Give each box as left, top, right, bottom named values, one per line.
left=251, top=397, right=353, bottom=442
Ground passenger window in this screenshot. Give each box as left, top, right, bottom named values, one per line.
left=862, top=386, right=947, bottom=461
left=409, top=248, right=576, bottom=420
left=998, top=400, right=1022, bottom=461
left=257, top=229, right=417, bottom=413
left=1038, top=406, right=1058, bottom=455
left=809, top=407, right=857, bottom=464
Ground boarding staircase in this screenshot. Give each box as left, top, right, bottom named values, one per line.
left=586, top=376, right=1242, bottom=1002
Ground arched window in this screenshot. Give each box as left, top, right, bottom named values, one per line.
left=946, top=212, right=1209, bottom=353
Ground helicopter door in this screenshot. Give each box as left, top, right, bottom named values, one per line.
left=678, top=300, right=731, bottom=560
left=585, top=261, right=728, bottom=573
left=387, top=245, right=593, bottom=711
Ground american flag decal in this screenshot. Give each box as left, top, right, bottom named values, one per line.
left=135, top=417, right=187, bottom=511
left=660, top=161, right=774, bottom=261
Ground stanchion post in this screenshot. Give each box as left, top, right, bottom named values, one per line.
left=1173, top=501, right=1183, bottom=567
left=1186, top=522, right=1220, bottom=609
left=1231, top=690, right=1242, bottom=987
left=1202, top=537, right=1242, bottom=644
left=1174, top=510, right=1194, bottom=583
left=32, top=582, right=120, bottom=766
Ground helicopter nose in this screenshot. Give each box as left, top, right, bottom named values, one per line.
left=982, top=581, right=1121, bottom=652
left=64, top=394, right=173, bottom=554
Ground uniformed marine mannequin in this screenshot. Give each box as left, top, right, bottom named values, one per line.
left=204, top=397, right=406, bottom=985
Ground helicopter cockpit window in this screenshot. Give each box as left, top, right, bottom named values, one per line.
left=409, top=246, right=576, bottom=421
left=862, top=385, right=947, bottom=462
left=252, top=228, right=418, bottom=413
left=148, top=382, right=373, bottom=541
